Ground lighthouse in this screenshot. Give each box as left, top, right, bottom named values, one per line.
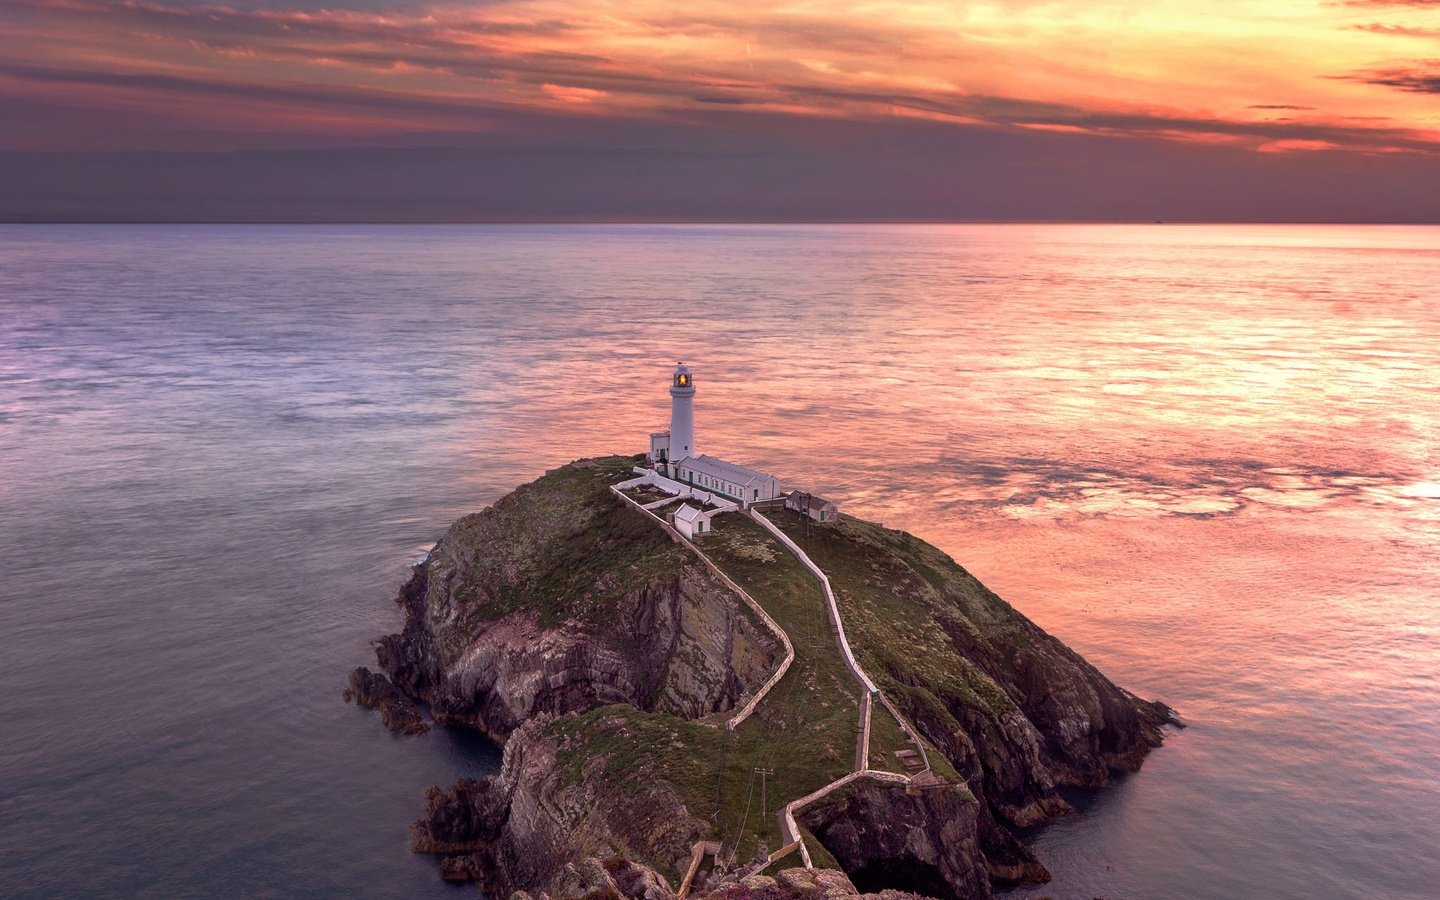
left=643, top=361, right=784, bottom=508
left=668, top=362, right=696, bottom=463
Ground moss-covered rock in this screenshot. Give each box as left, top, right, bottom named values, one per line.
left=375, top=457, right=782, bottom=741
left=358, top=459, right=1177, bottom=899
left=769, top=511, right=1175, bottom=822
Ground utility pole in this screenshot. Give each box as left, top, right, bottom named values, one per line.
left=754, top=767, right=775, bottom=818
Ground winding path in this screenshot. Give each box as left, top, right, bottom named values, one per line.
left=748, top=508, right=934, bottom=868
left=749, top=509, right=931, bottom=777
left=609, top=485, right=793, bottom=731
left=613, top=478, right=938, bottom=872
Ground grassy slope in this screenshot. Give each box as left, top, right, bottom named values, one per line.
left=481, top=472, right=983, bottom=878
left=437, top=456, right=691, bottom=644
left=545, top=511, right=910, bottom=872
left=697, top=514, right=861, bottom=861
left=768, top=509, right=1031, bottom=745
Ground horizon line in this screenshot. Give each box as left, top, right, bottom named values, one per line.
left=4, top=218, right=1438, bottom=227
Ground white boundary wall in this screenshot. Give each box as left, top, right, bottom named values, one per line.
left=749, top=509, right=876, bottom=693
left=614, top=480, right=940, bottom=873
left=779, top=769, right=911, bottom=869
left=617, top=468, right=739, bottom=522
left=749, top=509, right=932, bottom=778
left=608, top=486, right=792, bottom=731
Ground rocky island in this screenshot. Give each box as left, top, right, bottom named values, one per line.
left=347, top=454, right=1177, bottom=900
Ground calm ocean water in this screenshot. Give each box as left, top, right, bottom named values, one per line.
left=1, top=224, right=1436, bottom=898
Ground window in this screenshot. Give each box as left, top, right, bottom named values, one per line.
left=753, top=489, right=759, bottom=500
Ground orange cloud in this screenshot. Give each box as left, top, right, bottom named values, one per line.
left=1257, top=138, right=1342, bottom=153
left=1, top=0, right=1439, bottom=155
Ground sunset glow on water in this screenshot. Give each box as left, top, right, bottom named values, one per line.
left=0, top=224, right=1436, bottom=897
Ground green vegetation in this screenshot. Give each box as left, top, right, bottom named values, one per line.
left=864, top=701, right=914, bottom=775
left=621, top=484, right=674, bottom=506
left=510, top=475, right=993, bottom=870
left=697, top=514, right=866, bottom=860
left=767, top=508, right=1022, bottom=775
left=543, top=512, right=873, bottom=867
left=547, top=705, right=731, bottom=882
left=437, top=456, right=693, bottom=638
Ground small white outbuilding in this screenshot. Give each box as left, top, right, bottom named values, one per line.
left=672, top=503, right=709, bottom=539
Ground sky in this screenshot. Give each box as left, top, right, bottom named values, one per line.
left=2, top=0, right=1440, bottom=221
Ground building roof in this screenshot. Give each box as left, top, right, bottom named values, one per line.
left=673, top=504, right=703, bottom=524
left=789, top=490, right=835, bottom=511
left=679, top=454, right=777, bottom=487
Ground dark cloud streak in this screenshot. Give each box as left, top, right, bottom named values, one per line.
left=4, top=0, right=1440, bottom=220
left=1336, top=0, right=1440, bottom=8
left=1351, top=23, right=1440, bottom=37
left=1336, top=60, right=1440, bottom=94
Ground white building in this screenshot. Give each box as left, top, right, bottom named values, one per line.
left=672, top=503, right=709, bottom=539
left=674, top=455, right=782, bottom=507
left=646, top=363, right=782, bottom=509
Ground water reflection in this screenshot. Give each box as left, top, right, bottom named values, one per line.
left=0, top=224, right=1436, bottom=898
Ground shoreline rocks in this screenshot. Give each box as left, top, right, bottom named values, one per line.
left=349, top=458, right=1178, bottom=899
left=342, top=666, right=429, bottom=735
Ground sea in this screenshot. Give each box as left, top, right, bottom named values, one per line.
left=0, top=224, right=1436, bottom=899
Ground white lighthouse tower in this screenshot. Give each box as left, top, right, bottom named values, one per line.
left=640, top=361, right=784, bottom=509
left=668, top=362, right=696, bottom=463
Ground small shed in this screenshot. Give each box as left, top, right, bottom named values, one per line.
left=673, top=503, right=709, bottom=539
left=648, top=430, right=671, bottom=464
left=785, top=490, right=838, bottom=523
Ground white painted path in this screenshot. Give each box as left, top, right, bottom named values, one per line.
left=612, top=481, right=940, bottom=874
left=749, top=509, right=931, bottom=778
left=609, top=486, right=792, bottom=731
left=748, top=509, right=938, bottom=867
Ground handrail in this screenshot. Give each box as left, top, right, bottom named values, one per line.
left=779, top=769, right=911, bottom=868
left=855, top=692, right=873, bottom=772
left=609, top=486, right=793, bottom=731
left=749, top=510, right=931, bottom=777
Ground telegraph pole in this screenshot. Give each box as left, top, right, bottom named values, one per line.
left=754, top=767, right=775, bottom=818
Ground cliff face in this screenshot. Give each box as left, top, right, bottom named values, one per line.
left=409, top=710, right=933, bottom=900
left=768, top=513, right=1174, bottom=833
left=373, top=458, right=781, bottom=743
left=356, top=457, right=1177, bottom=899
left=794, top=779, right=1052, bottom=900
left=410, top=714, right=709, bottom=897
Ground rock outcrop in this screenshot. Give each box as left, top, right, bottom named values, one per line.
left=777, top=513, right=1177, bottom=843
left=409, top=714, right=709, bottom=897
left=409, top=716, right=935, bottom=900
left=342, top=666, right=428, bottom=735
left=799, top=781, right=1047, bottom=900
left=707, top=868, right=928, bottom=900
left=374, top=459, right=780, bottom=744
left=354, top=457, right=1178, bottom=899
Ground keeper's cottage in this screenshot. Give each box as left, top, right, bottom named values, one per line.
left=648, top=363, right=782, bottom=508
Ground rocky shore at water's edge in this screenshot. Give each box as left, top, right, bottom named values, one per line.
left=345, top=456, right=1179, bottom=899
